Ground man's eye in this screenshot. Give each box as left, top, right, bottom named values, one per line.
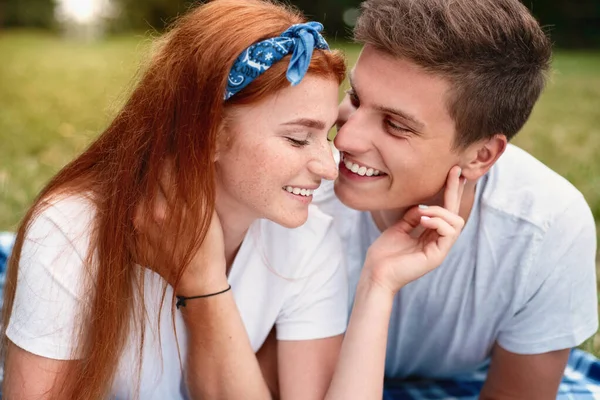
left=385, top=119, right=411, bottom=135
left=345, top=89, right=360, bottom=108
left=286, top=137, right=309, bottom=147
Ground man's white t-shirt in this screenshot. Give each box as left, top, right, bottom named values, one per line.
left=6, top=195, right=348, bottom=398
left=314, top=144, right=598, bottom=379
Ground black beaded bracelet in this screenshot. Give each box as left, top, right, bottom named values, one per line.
left=175, top=284, right=232, bottom=309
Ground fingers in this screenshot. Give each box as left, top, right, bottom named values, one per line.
left=396, top=199, right=465, bottom=236
left=443, top=165, right=465, bottom=214
left=419, top=205, right=464, bottom=232
left=395, top=205, right=426, bottom=233
left=419, top=216, right=455, bottom=237
left=419, top=205, right=465, bottom=257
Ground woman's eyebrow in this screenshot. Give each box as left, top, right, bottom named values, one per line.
left=281, top=118, right=326, bottom=130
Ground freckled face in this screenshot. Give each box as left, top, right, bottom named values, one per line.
left=216, top=76, right=339, bottom=228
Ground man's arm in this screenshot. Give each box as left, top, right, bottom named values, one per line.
left=480, top=343, right=570, bottom=400
left=481, top=195, right=597, bottom=400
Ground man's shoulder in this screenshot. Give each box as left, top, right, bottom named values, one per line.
left=480, top=144, right=588, bottom=229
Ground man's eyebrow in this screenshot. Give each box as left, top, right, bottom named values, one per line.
left=375, top=106, right=425, bottom=132
left=282, top=118, right=326, bottom=130
left=348, top=71, right=425, bottom=133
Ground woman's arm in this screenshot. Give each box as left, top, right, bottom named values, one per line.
left=180, top=288, right=273, bottom=399
left=246, top=167, right=465, bottom=400
left=3, top=341, right=76, bottom=399
left=276, top=336, right=343, bottom=400
left=137, top=222, right=272, bottom=399
left=135, top=169, right=273, bottom=399
left=325, top=166, right=466, bottom=400
left=179, top=217, right=346, bottom=400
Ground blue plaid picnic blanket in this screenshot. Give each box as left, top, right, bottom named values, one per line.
left=0, top=232, right=12, bottom=286
left=1, top=232, right=600, bottom=399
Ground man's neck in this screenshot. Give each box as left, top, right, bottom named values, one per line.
left=370, top=181, right=477, bottom=233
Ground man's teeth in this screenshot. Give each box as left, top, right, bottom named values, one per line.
left=284, top=186, right=314, bottom=197
left=344, top=159, right=380, bottom=176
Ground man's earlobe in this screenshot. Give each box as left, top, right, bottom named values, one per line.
left=461, top=134, right=507, bottom=181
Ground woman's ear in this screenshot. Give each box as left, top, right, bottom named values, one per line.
left=460, top=134, right=507, bottom=181
left=214, top=121, right=230, bottom=162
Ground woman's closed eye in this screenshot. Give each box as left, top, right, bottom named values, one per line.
left=286, top=137, right=310, bottom=147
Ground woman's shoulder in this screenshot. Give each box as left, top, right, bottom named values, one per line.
left=23, top=192, right=97, bottom=266
left=28, top=192, right=95, bottom=233
left=37, top=192, right=96, bottom=226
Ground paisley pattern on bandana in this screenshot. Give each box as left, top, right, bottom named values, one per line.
left=225, top=22, right=329, bottom=100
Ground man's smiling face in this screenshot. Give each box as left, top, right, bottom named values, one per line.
left=333, top=45, right=465, bottom=212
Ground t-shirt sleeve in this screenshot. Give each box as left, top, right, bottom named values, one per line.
left=275, top=224, right=349, bottom=341
left=497, top=194, right=598, bottom=354
left=6, top=202, right=92, bottom=360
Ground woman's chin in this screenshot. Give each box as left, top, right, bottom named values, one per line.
left=269, top=210, right=308, bottom=229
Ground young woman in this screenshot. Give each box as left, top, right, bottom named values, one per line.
left=2, top=1, right=347, bottom=398
left=1, top=0, right=466, bottom=399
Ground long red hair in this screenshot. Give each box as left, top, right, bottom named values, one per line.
left=1, top=0, right=345, bottom=398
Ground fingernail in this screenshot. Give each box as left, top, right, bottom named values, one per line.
left=418, top=204, right=428, bottom=209
left=421, top=216, right=431, bottom=221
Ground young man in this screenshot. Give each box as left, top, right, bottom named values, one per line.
left=315, top=0, right=598, bottom=397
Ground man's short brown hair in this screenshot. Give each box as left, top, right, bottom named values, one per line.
left=354, top=0, right=552, bottom=148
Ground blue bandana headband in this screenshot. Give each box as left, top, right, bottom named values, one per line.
left=225, top=22, right=330, bottom=100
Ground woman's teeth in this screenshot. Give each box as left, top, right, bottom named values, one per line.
left=344, top=159, right=381, bottom=177
left=284, top=186, right=314, bottom=197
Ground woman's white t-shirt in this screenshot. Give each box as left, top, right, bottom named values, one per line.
left=6, top=195, right=348, bottom=399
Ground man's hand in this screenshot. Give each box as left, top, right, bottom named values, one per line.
left=363, top=165, right=466, bottom=294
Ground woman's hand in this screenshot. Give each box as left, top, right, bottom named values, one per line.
left=363, top=166, right=466, bottom=295
left=133, top=161, right=227, bottom=296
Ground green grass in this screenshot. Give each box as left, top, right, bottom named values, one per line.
left=1, top=31, right=600, bottom=353
left=0, top=31, right=150, bottom=226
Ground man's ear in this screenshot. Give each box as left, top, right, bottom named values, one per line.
left=460, top=134, right=507, bottom=181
